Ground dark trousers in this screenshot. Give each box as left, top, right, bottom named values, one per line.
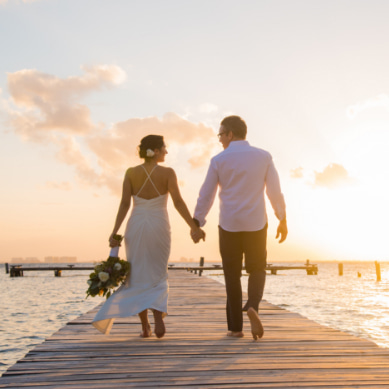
left=219, top=225, right=267, bottom=332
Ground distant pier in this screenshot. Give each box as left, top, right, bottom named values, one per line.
left=5, top=259, right=318, bottom=277
left=1, top=270, right=389, bottom=387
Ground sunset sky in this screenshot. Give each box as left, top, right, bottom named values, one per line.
left=1, top=0, right=389, bottom=263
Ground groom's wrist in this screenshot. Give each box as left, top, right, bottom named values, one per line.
left=193, top=218, right=200, bottom=228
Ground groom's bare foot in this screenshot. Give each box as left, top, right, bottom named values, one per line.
left=247, top=307, right=264, bottom=340
left=153, top=310, right=166, bottom=339
left=227, top=331, right=244, bottom=338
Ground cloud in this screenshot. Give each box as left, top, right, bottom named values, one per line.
left=6, top=66, right=217, bottom=196
left=313, top=163, right=356, bottom=188
left=87, top=112, right=217, bottom=176
left=45, top=181, right=72, bottom=191
left=290, top=167, right=304, bottom=179
left=347, top=94, right=389, bottom=119
left=7, top=65, right=125, bottom=141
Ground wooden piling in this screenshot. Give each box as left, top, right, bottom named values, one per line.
left=5, top=262, right=9, bottom=274
left=338, top=263, right=343, bottom=276
left=198, top=256, right=204, bottom=276
left=305, top=259, right=318, bottom=275
left=10, top=266, right=23, bottom=277
left=375, top=261, right=381, bottom=282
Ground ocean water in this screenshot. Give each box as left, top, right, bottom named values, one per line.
left=0, top=264, right=99, bottom=376
left=1, top=261, right=389, bottom=376
left=207, top=261, right=389, bottom=348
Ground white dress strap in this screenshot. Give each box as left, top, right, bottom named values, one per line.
left=136, top=165, right=161, bottom=197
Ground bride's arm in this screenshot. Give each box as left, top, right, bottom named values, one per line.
left=167, top=168, right=205, bottom=242
left=109, top=169, right=132, bottom=247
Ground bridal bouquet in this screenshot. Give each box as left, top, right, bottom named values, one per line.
left=86, top=235, right=130, bottom=299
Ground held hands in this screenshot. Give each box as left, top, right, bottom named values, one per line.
left=276, top=219, right=288, bottom=243
left=190, top=227, right=206, bottom=244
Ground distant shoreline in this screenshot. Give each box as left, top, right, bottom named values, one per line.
left=1, top=259, right=388, bottom=265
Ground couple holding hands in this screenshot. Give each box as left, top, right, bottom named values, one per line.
left=92, top=115, right=287, bottom=340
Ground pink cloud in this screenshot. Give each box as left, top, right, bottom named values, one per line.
left=6, top=66, right=217, bottom=196
left=7, top=65, right=125, bottom=139
left=347, top=94, right=389, bottom=119
left=290, top=167, right=304, bottom=179
left=45, top=181, right=72, bottom=191
left=88, top=112, right=217, bottom=171
left=314, top=163, right=356, bottom=188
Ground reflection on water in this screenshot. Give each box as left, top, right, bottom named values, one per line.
left=0, top=262, right=388, bottom=376
left=207, top=262, right=389, bottom=348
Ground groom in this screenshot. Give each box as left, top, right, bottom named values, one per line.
left=193, top=115, right=287, bottom=339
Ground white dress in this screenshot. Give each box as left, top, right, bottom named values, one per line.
left=92, top=166, right=171, bottom=334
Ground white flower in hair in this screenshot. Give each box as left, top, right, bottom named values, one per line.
left=146, top=149, right=155, bottom=157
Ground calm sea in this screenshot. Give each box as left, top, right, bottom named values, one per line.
left=1, top=261, right=389, bottom=376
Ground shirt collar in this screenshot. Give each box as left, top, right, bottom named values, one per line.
left=226, top=140, right=249, bottom=150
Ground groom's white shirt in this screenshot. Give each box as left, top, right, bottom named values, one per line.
left=194, top=140, right=286, bottom=232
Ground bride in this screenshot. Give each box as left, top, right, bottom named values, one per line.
left=92, top=135, right=205, bottom=338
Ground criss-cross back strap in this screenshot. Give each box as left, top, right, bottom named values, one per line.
left=135, top=165, right=161, bottom=197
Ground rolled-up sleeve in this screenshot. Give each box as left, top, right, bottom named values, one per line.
left=194, top=159, right=219, bottom=227
left=265, top=158, right=286, bottom=221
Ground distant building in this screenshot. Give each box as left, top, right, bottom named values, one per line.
left=45, top=256, right=60, bottom=263
left=44, top=256, right=77, bottom=263
left=11, top=257, right=24, bottom=263
left=179, top=257, right=196, bottom=263
left=11, top=257, right=40, bottom=263
left=60, top=256, right=77, bottom=263
left=25, top=257, right=40, bottom=263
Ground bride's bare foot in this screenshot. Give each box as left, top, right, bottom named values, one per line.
left=152, top=310, right=166, bottom=338
left=227, top=331, right=244, bottom=338
left=140, top=324, right=152, bottom=338
left=247, top=307, right=264, bottom=340
left=138, top=310, right=152, bottom=338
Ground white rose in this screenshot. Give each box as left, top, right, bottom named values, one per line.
left=113, top=263, right=122, bottom=271
left=98, top=272, right=110, bottom=282
left=87, top=279, right=92, bottom=285
left=146, top=149, right=155, bottom=157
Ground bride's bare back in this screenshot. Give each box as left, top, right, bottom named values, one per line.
left=128, top=164, right=170, bottom=200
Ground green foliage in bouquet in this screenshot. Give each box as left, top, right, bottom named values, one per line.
left=86, top=235, right=130, bottom=299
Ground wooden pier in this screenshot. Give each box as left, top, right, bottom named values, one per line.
left=2, top=270, right=389, bottom=388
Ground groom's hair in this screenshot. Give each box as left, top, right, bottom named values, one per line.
left=221, top=116, right=247, bottom=139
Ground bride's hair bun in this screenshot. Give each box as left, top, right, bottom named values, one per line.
left=138, top=135, right=164, bottom=159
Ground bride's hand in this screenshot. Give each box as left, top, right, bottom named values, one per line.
left=109, top=233, right=121, bottom=248
left=190, top=228, right=206, bottom=243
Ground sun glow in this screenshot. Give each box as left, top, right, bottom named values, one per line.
left=293, top=119, right=389, bottom=261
